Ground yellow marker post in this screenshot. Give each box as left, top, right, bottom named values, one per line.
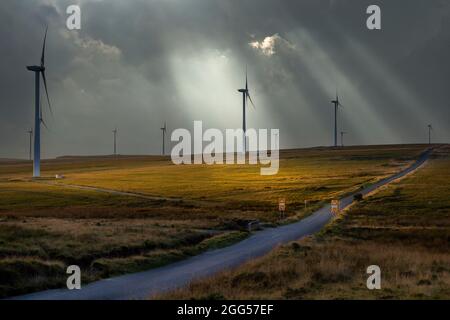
left=331, top=199, right=340, bottom=215
left=279, top=198, right=286, bottom=219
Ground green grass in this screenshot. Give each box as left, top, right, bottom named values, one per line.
left=0, top=221, right=246, bottom=297
left=92, top=231, right=248, bottom=278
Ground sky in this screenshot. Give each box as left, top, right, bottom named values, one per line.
left=0, top=0, right=449, bottom=158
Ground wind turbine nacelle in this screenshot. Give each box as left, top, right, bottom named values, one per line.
left=26, top=65, right=44, bottom=72
left=238, top=89, right=247, bottom=93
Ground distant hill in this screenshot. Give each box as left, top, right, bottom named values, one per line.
left=0, top=158, right=28, bottom=163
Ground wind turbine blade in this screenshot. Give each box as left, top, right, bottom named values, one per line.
left=38, top=98, right=48, bottom=130
left=41, top=26, right=48, bottom=67
left=245, top=68, right=248, bottom=91
left=246, top=92, right=255, bottom=108
left=39, top=91, right=44, bottom=122
left=41, top=71, right=53, bottom=117
left=40, top=117, right=49, bottom=131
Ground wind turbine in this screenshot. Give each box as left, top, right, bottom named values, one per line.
left=274, top=132, right=279, bottom=151
left=340, top=131, right=347, bottom=147
left=331, top=91, right=343, bottom=147
left=428, top=124, right=433, bottom=145
left=26, top=26, right=52, bottom=177
left=27, top=129, right=33, bottom=161
left=113, top=128, right=117, bottom=155
left=237, top=68, right=255, bottom=153
left=160, top=122, right=167, bottom=155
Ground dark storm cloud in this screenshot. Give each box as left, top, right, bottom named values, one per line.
left=0, top=0, right=449, bottom=158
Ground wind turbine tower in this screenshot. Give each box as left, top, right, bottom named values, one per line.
left=27, top=129, right=33, bottom=161
left=26, top=27, right=52, bottom=177
left=113, top=128, right=117, bottom=155
left=331, top=92, right=343, bottom=147
left=237, top=68, right=255, bottom=153
left=428, top=124, right=433, bottom=145
left=161, top=122, right=167, bottom=155
left=340, top=131, right=347, bottom=147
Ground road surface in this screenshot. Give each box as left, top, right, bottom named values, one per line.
left=12, top=150, right=430, bottom=300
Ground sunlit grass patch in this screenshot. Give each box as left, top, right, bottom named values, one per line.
left=0, top=144, right=431, bottom=298
left=157, top=145, right=450, bottom=300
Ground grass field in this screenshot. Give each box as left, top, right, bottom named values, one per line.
left=160, top=145, right=450, bottom=299
left=0, top=144, right=429, bottom=297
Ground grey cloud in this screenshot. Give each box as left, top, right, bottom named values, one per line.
left=0, top=0, right=449, bottom=158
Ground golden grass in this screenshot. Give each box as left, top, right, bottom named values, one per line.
left=161, top=240, right=450, bottom=300
left=158, top=145, right=450, bottom=300
left=0, top=144, right=432, bottom=298
left=0, top=145, right=425, bottom=209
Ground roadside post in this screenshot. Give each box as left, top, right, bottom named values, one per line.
left=331, top=199, right=340, bottom=215
left=278, top=198, right=286, bottom=219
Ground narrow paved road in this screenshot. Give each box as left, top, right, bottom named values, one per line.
left=13, top=150, right=430, bottom=300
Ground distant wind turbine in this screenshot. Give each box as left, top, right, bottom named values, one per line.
left=237, top=68, right=255, bottom=153
left=160, top=122, right=167, bottom=155
left=428, top=124, right=433, bottom=145
left=27, top=129, right=33, bottom=161
left=274, top=132, right=279, bottom=151
left=26, top=26, right=52, bottom=177
left=340, top=131, right=347, bottom=147
left=331, top=91, right=344, bottom=147
left=113, top=128, right=117, bottom=155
